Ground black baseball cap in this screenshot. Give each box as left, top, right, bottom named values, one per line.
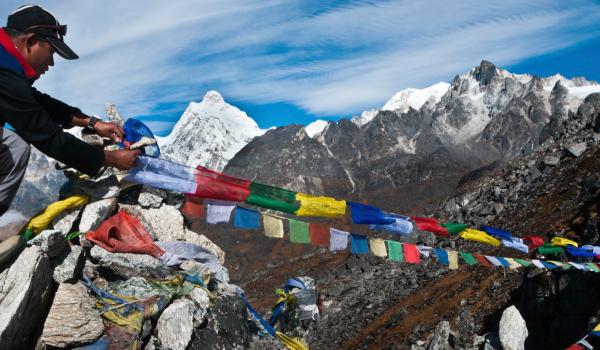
left=6, top=5, right=78, bottom=60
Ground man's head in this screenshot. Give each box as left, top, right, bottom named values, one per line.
left=5, top=5, right=78, bottom=76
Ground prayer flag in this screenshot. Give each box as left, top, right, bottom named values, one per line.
left=441, top=222, right=468, bottom=235
left=495, top=257, right=511, bottom=267
left=566, top=246, right=596, bottom=258
left=417, top=245, right=433, bottom=258
left=403, top=243, right=420, bottom=264
left=582, top=245, right=600, bottom=255
left=435, top=248, right=449, bottom=265
left=412, top=217, right=449, bottom=237
left=474, top=253, right=492, bottom=267
left=448, top=251, right=459, bottom=270
left=551, top=236, right=578, bottom=247
left=181, top=195, right=204, bottom=219
left=460, top=252, right=478, bottom=266
left=193, top=165, right=251, bottom=202
left=502, top=238, right=529, bottom=253
left=309, top=223, right=330, bottom=247
left=370, top=214, right=413, bottom=235
left=247, top=182, right=299, bottom=214
left=329, top=228, right=349, bottom=251
left=289, top=219, right=310, bottom=244
left=549, top=261, right=568, bottom=269
left=524, top=235, right=545, bottom=249
left=514, top=258, right=532, bottom=267
left=481, top=226, right=513, bottom=241
left=485, top=256, right=503, bottom=267
left=348, top=202, right=395, bottom=225
left=233, top=207, right=260, bottom=229
left=206, top=201, right=235, bottom=224
left=541, top=261, right=557, bottom=270
left=370, top=238, right=388, bottom=257
left=569, top=262, right=587, bottom=270
left=592, top=322, right=600, bottom=336
left=531, top=260, right=546, bottom=269
left=504, top=258, right=521, bottom=269
left=295, top=193, right=346, bottom=218
left=386, top=240, right=403, bottom=262
left=586, top=263, right=600, bottom=272
left=536, top=244, right=564, bottom=256
left=350, top=234, right=369, bottom=254
left=262, top=214, right=284, bottom=238
left=460, top=229, right=501, bottom=247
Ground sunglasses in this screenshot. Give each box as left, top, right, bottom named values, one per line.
left=23, top=24, right=67, bottom=39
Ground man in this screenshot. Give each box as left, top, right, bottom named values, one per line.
left=0, top=5, right=140, bottom=216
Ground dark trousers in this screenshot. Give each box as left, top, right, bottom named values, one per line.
left=0, top=127, right=30, bottom=216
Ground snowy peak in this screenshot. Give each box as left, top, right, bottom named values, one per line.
left=382, top=82, right=451, bottom=113
left=305, top=120, right=329, bottom=138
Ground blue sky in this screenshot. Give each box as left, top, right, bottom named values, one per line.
left=2, top=1, right=600, bottom=136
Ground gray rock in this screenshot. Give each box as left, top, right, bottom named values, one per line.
left=156, top=298, right=196, bottom=350
left=53, top=245, right=83, bottom=283
left=89, top=245, right=171, bottom=279
left=145, top=335, right=161, bottom=350
left=0, top=246, right=53, bottom=349
left=28, top=229, right=69, bottom=259
left=187, top=288, right=211, bottom=323
left=72, top=174, right=121, bottom=200
left=180, top=260, right=230, bottom=284
left=565, top=142, right=587, bottom=157
left=427, top=320, right=451, bottom=350
left=41, top=282, right=104, bottom=348
left=482, top=332, right=502, bottom=350
left=52, top=206, right=83, bottom=235
left=444, top=198, right=460, bottom=213
left=119, top=204, right=185, bottom=241
left=499, top=306, right=528, bottom=350
left=110, top=277, right=160, bottom=298
left=79, top=197, right=118, bottom=232
left=138, top=186, right=167, bottom=208
left=543, top=156, right=560, bottom=166
left=184, top=229, right=226, bottom=264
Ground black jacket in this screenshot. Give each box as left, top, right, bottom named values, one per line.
left=0, top=28, right=104, bottom=176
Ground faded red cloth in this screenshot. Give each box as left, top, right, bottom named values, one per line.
left=191, top=166, right=251, bottom=202
left=181, top=195, right=204, bottom=219
left=309, top=223, right=330, bottom=247
left=403, top=243, right=421, bottom=264
left=564, top=344, right=584, bottom=350
left=474, top=253, right=492, bottom=267
left=411, top=217, right=449, bottom=237
left=524, top=235, right=545, bottom=249
left=86, top=210, right=164, bottom=259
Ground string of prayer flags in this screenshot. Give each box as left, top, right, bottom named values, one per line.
left=551, top=236, right=578, bottom=247
left=370, top=239, right=388, bottom=257
left=459, top=229, right=501, bottom=247
left=524, top=235, right=545, bottom=250
left=206, top=201, right=236, bottom=224
left=192, top=165, right=251, bottom=202
left=350, top=234, right=369, bottom=254
left=481, top=225, right=513, bottom=241
left=403, top=243, right=420, bottom=264
left=309, top=223, right=330, bottom=247
left=247, top=182, right=300, bottom=214
left=495, top=257, right=511, bottom=268
left=566, top=246, right=596, bottom=258
left=485, top=256, right=503, bottom=267
left=502, top=237, right=529, bottom=253
left=448, top=251, right=459, bottom=270
left=417, top=245, right=433, bottom=258
left=441, top=222, right=468, bottom=235
left=435, top=248, right=449, bottom=265
left=504, top=258, right=522, bottom=269
left=474, top=253, right=492, bottom=267
left=541, top=261, right=557, bottom=270
left=586, top=263, right=600, bottom=273
left=295, top=193, right=346, bottom=218
left=263, top=214, right=284, bottom=238
left=370, top=214, right=413, bottom=235
left=536, top=243, right=564, bottom=256
left=412, top=217, right=449, bottom=237
left=549, top=261, right=569, bottom=269
left=514, top=258, right=532, bottom=267
left=289, top=219, right=310, bottom=244
left=329, top=228, right=349, bottom=251
left=386, top=240, right=404, bottom=262
left=348, top=202, right=395, bottom=225
left=127, top=167, right=196, bottom=194
left=233, top=207, right=261, bottom=229
left=460, top=252, right=478, bottom=266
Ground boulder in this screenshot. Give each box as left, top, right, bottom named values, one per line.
left=89, top=245, right=171, bottom=279
left=41, top=282, right=104, bottom=348
left=52, top=206, right=83, bottom=235
left=79, top=197, right=118, bottom=232
left=28, top=229, right=69, bottom=259
left=119, top=204, right=185, bottom=241
left=427, top=320, right=451, bottom=350
left=543, top=156, right=560, bottom=166
left=565, top=142, right=587, bottom=158
left=0, top=246, right=53, bottom=349
left=187, top=288, right=211, bottom=323
left=184, top=229, right=226, bottom=264
left=499, top=305, right=528, bottom=350
left=138, top=186, right=166, bottom=209
left=156, top=298, right=196, bottom=350
left=53, top=245, right=83, bottom=283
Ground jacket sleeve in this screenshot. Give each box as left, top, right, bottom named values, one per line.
left=0, top=70, right=104, bottom=176
left=31, top=87, right=81, bottom=128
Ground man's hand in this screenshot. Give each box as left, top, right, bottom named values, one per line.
left=94, top=121, right=124, bottom=143
left=103, top=149, right=141, bottom=170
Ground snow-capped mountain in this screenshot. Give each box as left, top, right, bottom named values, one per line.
left=225, top=60, right=600, bottom=196
left=159, top=91, right=264, bottom=171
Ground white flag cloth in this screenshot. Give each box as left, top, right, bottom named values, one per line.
left=502, top=238, right=529, bottom=253
left=417, top=245, right=433, bottom=258
left=582, top=245, right=600, bottom=255
left=206, top=200, right=236, bottom=224
left=485, top=256, right=503, bottom=267
left=329, top=228, right=349, bottom=252
left=531, top=259, right=546, bottom=269
left=569, top=262, right=587, bottom=270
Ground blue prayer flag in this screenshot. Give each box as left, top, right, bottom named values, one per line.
left=350, top=234, right=369, bottom=254
left=566, top=245, right=596, bottom=258
left=348, top=202, right=395, bottom=225
left=495, top=257, right=511, bottom=267
left=370, top=213, right=413, bottom=235
left=234, top=207, right=261, bottom=229
left=481, top=226, right=513, bottom=241
left=435, top=248, right=449, bottom=265
left=541, top=261, right=558, bottom=270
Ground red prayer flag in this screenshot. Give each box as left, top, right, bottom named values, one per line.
left=411, top=217, right=449, bottom=237
left=181, top=195, right=204, bottom=219
left=403, top=243, right=420, bottom=264
left=191, top=166, right=251, bottom=202
left=524, top=235, right=545, bottom=249
left=309, top=223, right=330, bottom=247
left=473, top=253, right=492, bottom=267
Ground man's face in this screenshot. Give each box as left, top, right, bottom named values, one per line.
left=22, top=35, right=55, bottom=76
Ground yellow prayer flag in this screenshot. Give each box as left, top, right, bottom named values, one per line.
left=448, top=251, right=459, bottom=270
left=369, top=238, right=387, bottom=257
left=504, top=258, right=521, bottom=270
left=550, top=237, right=578, bottom=247
left=263, top=214, right=284, bottom=238
left=459, top=228, right=501, bottom=247
left=295, top=193, right=346, bottom=218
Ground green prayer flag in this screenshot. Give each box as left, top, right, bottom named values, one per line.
left=386, top=240, right=403, bottom=262
left=442, top=222, right=468, bottom=235
left=587, top=263, right=600, bottom=272
left=246, top=182, right=300, bottom=214
left=459, top=252, right=478, bottom=266
left=514, top=258, right=532, bottom=267
left=537, top=243, right=564, bottom=256
left=289, top=219, right=310, bottom=244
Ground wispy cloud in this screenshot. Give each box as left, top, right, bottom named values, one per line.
left=1, top=0, right=599, bottom=130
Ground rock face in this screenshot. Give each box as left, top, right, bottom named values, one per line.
left=79, top=197, right=118, bottom=232
left=119, top=204, right=186, bottom=241
left=0, top=246, right=53, bottom=349
left=89, top=245, right=170, bottom=279
left=156, top=298, right=196, bottom=350
left=499, top=306, right=528, bottom=350
left=53, top=245, right=84, bottom=283
left=41, top=282, right=104, bottom=348
left=427, top=321, right=451, bottom=350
